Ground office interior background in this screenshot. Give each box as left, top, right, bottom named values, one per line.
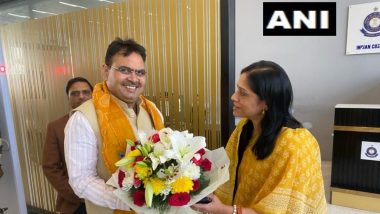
left=0, top=0, right=379, bottom=213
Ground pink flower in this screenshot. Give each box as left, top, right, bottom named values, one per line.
left=168, top=193, right=191, bottom=206
left=201, top=158, right=212, bottom=171
left=133, top=190, right=145, bottom=206
left=118, top=170, right=125, bottom=188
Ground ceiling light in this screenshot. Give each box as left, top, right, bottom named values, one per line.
left=59, top=1, right=87, bottom=9
left=99, top=0, right=114, bottom=3
left=32, top=9, right=58, bottom=16
left=7, top=13, right=30, bottom=19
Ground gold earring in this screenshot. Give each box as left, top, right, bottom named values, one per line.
left=261, top=109, right=265, bottom=115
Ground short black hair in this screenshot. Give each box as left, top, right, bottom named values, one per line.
left=65, top=77, right=93, bottom=95
left=105, top=38, right=146, bottom=66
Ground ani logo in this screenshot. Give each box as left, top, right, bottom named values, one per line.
left=365, top=145, right=378, bottom=158
left=360, top=7, right=380, bottom=37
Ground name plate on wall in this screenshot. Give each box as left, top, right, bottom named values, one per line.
left=361, top=141, right=380, bottom=161
left=346, top=2, right=380, bottom=55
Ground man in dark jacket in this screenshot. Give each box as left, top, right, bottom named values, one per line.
left=42, top=77, right=92, bottom=214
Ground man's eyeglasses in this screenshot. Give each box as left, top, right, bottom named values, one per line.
left=110, top=66, right=146, bottom=77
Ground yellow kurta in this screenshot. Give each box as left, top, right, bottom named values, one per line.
left=216, top=119, right=327, bottom=214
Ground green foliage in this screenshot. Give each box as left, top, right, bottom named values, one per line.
left=151, top=194, right=170, bottom=214
left=190, top=172, right=210, bottom=196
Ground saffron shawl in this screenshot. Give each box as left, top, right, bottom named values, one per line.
left=92, top=81, right=164, bottom=174
left=216, top=119, right=327, bottom=213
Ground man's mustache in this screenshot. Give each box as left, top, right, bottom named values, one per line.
left=122, top=81, right=140, bottom=87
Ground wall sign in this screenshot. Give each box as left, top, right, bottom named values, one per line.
left=361, top=141, right=380, bottom=161
left=263, top=2, right=336, bottom=36
left=346, top=2, right=380, bottom=55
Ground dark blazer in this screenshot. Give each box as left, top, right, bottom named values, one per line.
left=42, top=114, right=83, bottom=214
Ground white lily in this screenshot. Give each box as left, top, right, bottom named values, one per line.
left=181, top=130, right=194, bottom=139
left=170, top=130, right=206, bottom=165
left=158, top=128, right=174, bottom=149
left=148, top=142, right=175, bottom=170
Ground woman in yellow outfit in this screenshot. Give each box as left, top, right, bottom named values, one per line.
left=192, top=60, right=327, bottom=214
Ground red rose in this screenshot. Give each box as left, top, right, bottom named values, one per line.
left=191, top=154, right=202, bottom=166
left=168, top=193, right=191, bottom=206
left=136, top=156, right=144, bottom=162
left=201, top=158, right=212, bottom=171
left=196, top=148, right=206, bottom=156
left=133, top=190, right=145, bottom=206
left=118, top=170, right=125, bottom=188
left=134, top=177, right=142, bottom=188
left=150, top=133, right=160, bottom=143
left=132, top=156, right=144, bottom=166
left=192, top=180, right=200, bottom=192
left=134, top=173, right=142, bottom=188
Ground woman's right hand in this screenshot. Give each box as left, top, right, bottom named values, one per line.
left=190, top=194, right=233, bottom=214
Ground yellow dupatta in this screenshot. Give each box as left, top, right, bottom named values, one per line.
left=216, top=119, right=327, bottom=213
left=92, top=81, right=164, bottom=174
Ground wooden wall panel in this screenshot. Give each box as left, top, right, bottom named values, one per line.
left=0, top=0, right=220, bottom=211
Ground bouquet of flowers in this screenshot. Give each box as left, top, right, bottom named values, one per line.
left=107, top=128, right=229, bottom=214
